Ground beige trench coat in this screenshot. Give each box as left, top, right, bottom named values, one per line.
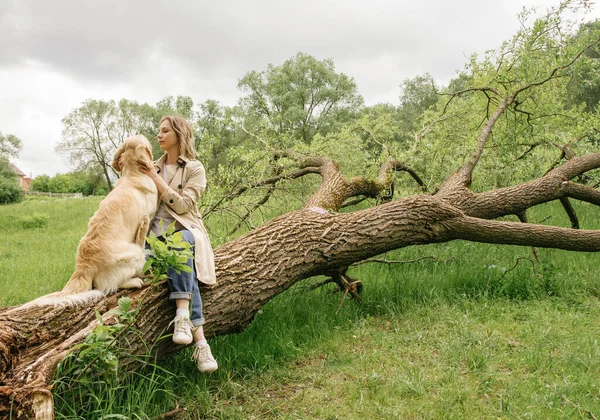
left=153, top=154, right=217, bottom=285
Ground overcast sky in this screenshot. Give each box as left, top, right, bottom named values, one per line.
left=2, top=0, right=598, bottom=177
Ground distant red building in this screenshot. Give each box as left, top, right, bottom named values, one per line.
left=9, top=163, right=32, bottom=191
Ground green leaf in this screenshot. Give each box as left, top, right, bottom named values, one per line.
left=142, top=260, right=153, bottom=274
left=95, top=310, right=104, bottom=324
left=118, top=296, right=132, bottom=312
left=166, top=221, right=177, bottom=235
left=178, top=265, right=193, bottom=273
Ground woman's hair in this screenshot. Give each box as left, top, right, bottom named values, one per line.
left=160, top=115, right=196, bottom=159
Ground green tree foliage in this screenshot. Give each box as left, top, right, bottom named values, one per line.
left=0, top=132, right=22, bottom=159
left=0, top=158, right=17, bottom=181
left=51, top=5, right=600, bottom=217
left=406, top=2, right=600, bottom=191
left=30, top=171, right=108, bottom=196
left=0, top=176, right=22, bottom=204
left=56, top=99, right=157, bottom=191
left=0, top=131, right=22, bottom=182
left=306, top=104, right=404, bottom=180
left=195, top=100, right=246, bottom=184
left=191, top=53, right=368, bottom=217
left=238, top=52, right=364, bottom=145
left=397, top=73, right=439, bottom=145
left=155, top=95, right=194, bottom=121
left=566, top=20, right=600, bottom=112
left=0, top=132, right=23, bottom=204
left=29, top=174, right=50, bottom=192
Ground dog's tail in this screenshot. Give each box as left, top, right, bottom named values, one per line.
left=10, top=269, right=104, bottom=312
left=15, top=289, right=105, bottom=311
left=62, top=268, right=95, bottom=294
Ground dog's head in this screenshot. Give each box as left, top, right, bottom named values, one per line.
left=112, top=135, right=153, bottom=173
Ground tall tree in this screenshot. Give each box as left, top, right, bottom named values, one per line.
left=0, top=132, right=22, bottom=180
left=566, top=19, right=600, bottom=111
left=408, top=2, right=600, bottom=192
left=238, top=53, right=364, bottom=145
left=56, top=100, right=119, bottom=190
left=0, top=132, right=22, bottom=160
left=0, top=132, right=23, bottom=203
left=195, top=100, right=244, bottom=181
left=56, top=99, right=156, bottom=190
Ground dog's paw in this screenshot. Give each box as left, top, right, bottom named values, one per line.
left=118, top=277, right=145, bottom=289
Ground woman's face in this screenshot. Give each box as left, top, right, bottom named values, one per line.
left=157, top=119, right=179, bottom=153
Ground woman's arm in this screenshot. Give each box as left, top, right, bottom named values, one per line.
left=140, top=166, right=170, bottom=197
left=142, top=163, right=206, bottom=215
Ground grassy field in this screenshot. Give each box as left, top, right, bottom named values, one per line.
left=1, top=197, right=600, bottom=419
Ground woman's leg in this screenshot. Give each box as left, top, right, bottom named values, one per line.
left=164, top=230, right=197, bottom=345
left=164, top=230, right=217, bottom=372
left=179, top=232, right=218, bottom=373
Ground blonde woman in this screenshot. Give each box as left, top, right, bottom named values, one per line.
left=141, top=115, right=218, bottom=373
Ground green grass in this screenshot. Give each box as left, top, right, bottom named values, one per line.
left=0, top=196, right=101, bottom=306
left=201, top=298, right=600, bottom=419
left=1, top=198, right=600, bottom=418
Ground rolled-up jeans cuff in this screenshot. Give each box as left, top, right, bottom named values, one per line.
left=169, top=292, right=193, bottom=300
left=192, top=317, right=205, bottom=327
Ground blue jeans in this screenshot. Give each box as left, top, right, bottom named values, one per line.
left=149, top=229, right=205, bottom=327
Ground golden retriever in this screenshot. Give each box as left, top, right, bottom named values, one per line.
left=20, top=134, right=158, bottom=309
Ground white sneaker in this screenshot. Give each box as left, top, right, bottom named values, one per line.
left=170, top=315, right=193, bottom=345
left=192, top=342, right=218, bottom=373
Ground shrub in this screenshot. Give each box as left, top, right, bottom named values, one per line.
left=0, top=177, right=23, bottom=205
left=18, top=213, right=49, bottom=229
left=30, top=171, right=109, bottom=196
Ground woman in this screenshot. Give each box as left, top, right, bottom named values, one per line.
left=141, top=115, right=218, bottom=373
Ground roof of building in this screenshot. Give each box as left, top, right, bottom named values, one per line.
left=9, top=162, right=27, bottom=177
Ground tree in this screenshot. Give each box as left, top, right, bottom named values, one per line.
left=56, top=99, right=156, bottom=191
left=406, top=3, right=600, bottom=193
left=0, top=132, right=23, bottom=204
left=0, top=132, right=22, bottom=159
left=566, top=19, right=600, bottom=111
left=2, top=2, right=600, bottom=417
left=195, top=99, right=241, bottom=177
left=0, top=176, right=23, bottom=204
left=28, top=175, right=49, bottom=193
left=238, top=53, right=364, bottom=145
left=397, top=73, right=439, bottom=147
left=31, top=171, right=109, bottom=196
left=56, top=100, right=118, bottom=190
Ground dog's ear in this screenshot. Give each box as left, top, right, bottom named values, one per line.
left=134, top=144, right=153, bottom=172
left=112, top=142, right=127, bottom=172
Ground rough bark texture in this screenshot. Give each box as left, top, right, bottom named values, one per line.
left=2, top=148, right=600, bottom=418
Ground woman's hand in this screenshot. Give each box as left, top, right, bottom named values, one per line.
left=138, top=162, right=168, bottom=196
left=138, top=161, right=160, bottom=180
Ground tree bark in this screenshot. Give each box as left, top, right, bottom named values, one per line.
left=2, top=151, right=600, bottom=419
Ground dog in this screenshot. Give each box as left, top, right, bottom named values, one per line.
left=20, top=134, right=158, bottom=309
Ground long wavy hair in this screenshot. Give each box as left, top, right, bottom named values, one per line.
left=160, top=115, right=196, bottom=159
